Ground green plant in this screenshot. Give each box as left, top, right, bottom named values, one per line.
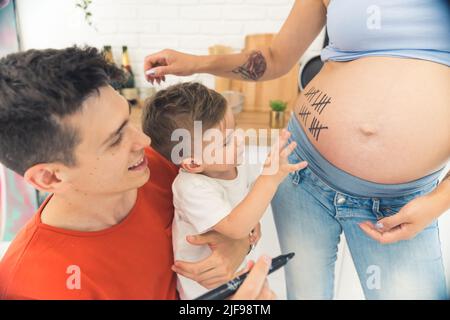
left=269, top=100, right=288, bottom=112
left=75, top=0, right=95, bottom=29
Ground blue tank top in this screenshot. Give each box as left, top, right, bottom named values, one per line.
left=321, top=0, right=450, bottom=66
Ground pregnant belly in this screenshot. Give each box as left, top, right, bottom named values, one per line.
left=293, top=57, right=450, bottom=184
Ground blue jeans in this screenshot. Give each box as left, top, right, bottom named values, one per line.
left=271, top=164, right=448, bottom=299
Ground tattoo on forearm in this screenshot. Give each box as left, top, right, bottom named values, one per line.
left=232, top=50, right=267, bottom=81
left=298, top=86, right=332, bottom=141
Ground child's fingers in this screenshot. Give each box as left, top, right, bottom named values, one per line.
left=289, top=161, right=308, bottom=172
left=294, top=161, right=308, bottom=171
left=266, top=130, right=292, bottom=167
left=280, top=141, right=297, bottom=159
left=277, top=129, right=291, bottom=151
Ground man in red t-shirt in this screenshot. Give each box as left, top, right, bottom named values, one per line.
left=0, top=47, right=274, bottom=300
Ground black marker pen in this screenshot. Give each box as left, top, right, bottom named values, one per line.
left=194, top=252, right=295, bottom=300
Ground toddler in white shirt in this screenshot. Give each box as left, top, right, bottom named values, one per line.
left=143, top=82, right=307, bottom=299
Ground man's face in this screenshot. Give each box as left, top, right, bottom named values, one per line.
left=59, top=85, right=151, bottom=196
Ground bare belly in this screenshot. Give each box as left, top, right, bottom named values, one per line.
left=294, top=57, right=450, bottom=184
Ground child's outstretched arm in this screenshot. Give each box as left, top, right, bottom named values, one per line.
left=213, top=130, right=307, bottom=239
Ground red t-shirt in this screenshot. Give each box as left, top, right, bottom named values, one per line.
left=0, top=147, right=179, bottom=299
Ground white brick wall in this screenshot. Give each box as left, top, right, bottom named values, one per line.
left=16, top=0, right=325, bottom=91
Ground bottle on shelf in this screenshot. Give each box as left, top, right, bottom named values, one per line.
left=101, top=45, right=121, bottom=90
left=102, top=45, right=114, bottom=64
left=120, top=46, right=139, bottom=107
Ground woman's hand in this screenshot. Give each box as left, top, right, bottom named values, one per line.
left=359, top=180, right=450, bottom=244
left=171, top=231, right=249, bottom=289
left=232, top=256, right=276, bottom=300
left=143, top=49, right=199, bottom=84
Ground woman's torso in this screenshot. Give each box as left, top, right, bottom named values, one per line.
left=293, top=0, right=450, bottom=184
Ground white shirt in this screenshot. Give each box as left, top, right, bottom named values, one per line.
left=172, top=163, right=261, bottom=300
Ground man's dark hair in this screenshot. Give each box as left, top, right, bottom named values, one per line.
left=142, top=82, right=227, bottom=163
left=0, top=46, right=124, bottom=175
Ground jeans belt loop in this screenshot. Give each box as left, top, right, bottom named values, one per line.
left=291, top=170, right=301, bottom=185
left=372, top=198, right=382, bottom=219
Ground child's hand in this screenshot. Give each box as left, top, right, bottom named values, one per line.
left=261, top=129, right=307, bottom=183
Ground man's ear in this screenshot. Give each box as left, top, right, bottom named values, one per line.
left=180, top=158, right=204, bottom=174
left=24, top=163, right=64, bottom=193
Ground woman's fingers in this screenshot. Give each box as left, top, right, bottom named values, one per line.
left=144, top=50, right=175, bottom=83
left=144, top=51, right=166, bottom=70
left=359, top=221, right=410, bottom=244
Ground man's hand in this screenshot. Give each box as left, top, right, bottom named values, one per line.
left=172, top=231, right=249, bottom=289
left=359, top=182, right=450, bottom=244
left=232, top=256, right=276, bottom=300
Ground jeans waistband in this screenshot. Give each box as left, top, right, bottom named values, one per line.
left=287, top=116, right=445, bottom=198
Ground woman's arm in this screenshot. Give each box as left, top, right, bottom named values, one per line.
left=199, top=0, right=327, bottom=81
left=144, top=0, right=326, bottom=82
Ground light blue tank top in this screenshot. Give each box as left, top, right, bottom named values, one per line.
left=321, top=0, right=450, bottom=66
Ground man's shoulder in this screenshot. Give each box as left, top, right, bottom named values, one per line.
left=0, top=220, right=106, bottom=300
left=0, top=219, right=64, bottom=299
